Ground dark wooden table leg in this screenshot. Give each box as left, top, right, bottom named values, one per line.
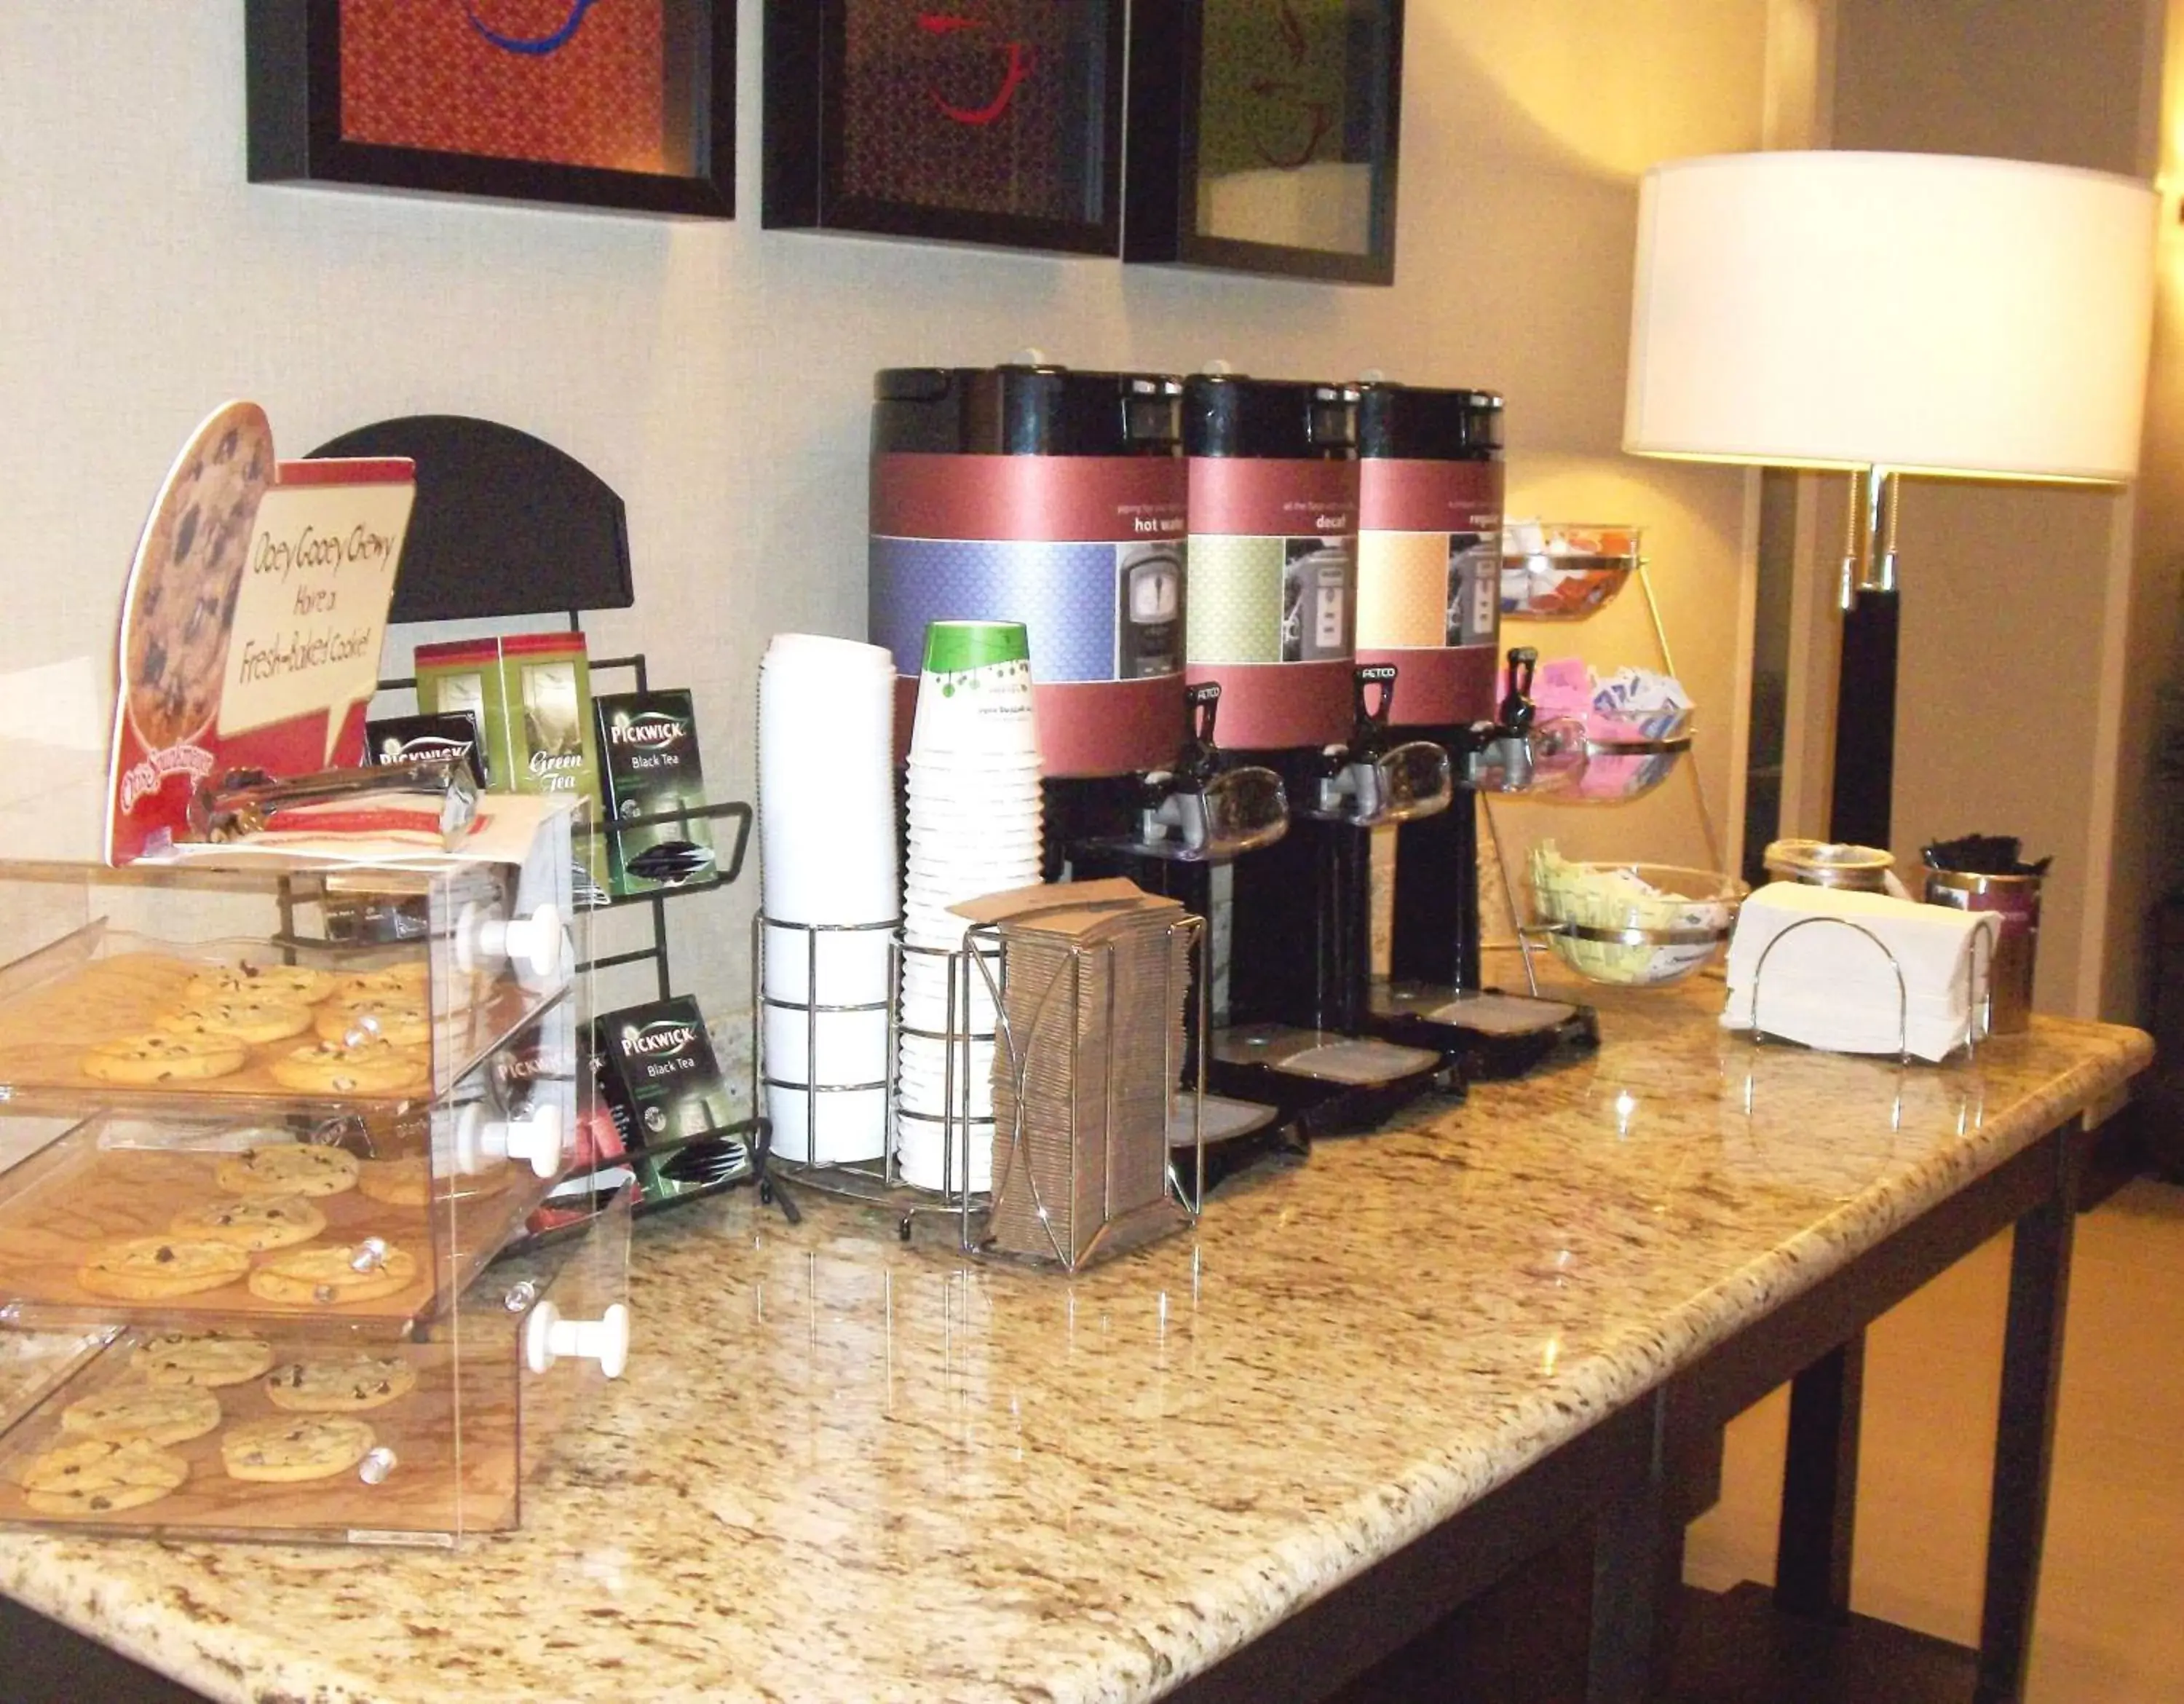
left=1588, top=1390, right=1674, bottom=1704
left=1773, top=1333, right=1866, bottom=1622
left=1974, top=1120, right=2084, bottom=1704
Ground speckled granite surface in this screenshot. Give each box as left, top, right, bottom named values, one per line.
left=0, top=979, right=2149, bottom=1703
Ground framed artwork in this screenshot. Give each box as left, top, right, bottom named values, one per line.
left=763, top=0, right=1124, bottom=255
left=1125, top=0, right=1404, bottom=285
left=245, top=0, right=734, bottom=218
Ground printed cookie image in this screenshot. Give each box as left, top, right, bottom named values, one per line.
left=79, top=1030, right=248, bottom=1085
left=269, top=1038, right=430, bottom=1097
left=264, top=1355, right=418, bottom=1413
left=356, top=1156, right=430, bottom=1207
left=312, top=1000, right=430, bottom=1048
left=132, top=1330, right=275, bottom=1389
left=59, top=1384, right=222, bottom=1447
left=76, top=1235, right=250, bottom=1301
left=246, top=1241, right=418, bottom=1307
left=170, top=1194, right=326, bottom=1251
left=20, top=1438, right=189, bottom=1518
left=182, top=962, right=339, bottom=1006
left=213, top=1144, right=360, bottom=1199
left=157, top=995, right=314, bottom=1046
left=120, top=401, right=274, bottom=752
left=221, top=1414, right=375, bottom=1484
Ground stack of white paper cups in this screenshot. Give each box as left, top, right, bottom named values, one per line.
left=759, top=634, right=897, bottom=1162
left=898, top=620, right=1043, bottom=1192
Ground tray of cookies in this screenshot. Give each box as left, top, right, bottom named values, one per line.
left=0, top=1106, right=561, bottom=1335
left=0, top=923, right=566, bottom=1113
left=0, top=1321, right=521, bottom=1540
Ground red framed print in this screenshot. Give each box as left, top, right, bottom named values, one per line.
left=246, top=0, right=733, bottom=218
left=1125, top=0, right=1404, bottom=285
left=763, top=0, right=1123, bottom=255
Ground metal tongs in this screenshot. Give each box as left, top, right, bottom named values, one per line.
left=1307, top=665, right=1452, bottom=827
left=1125, top=684, right=1289, bottom=862
left=188, top=759, right=479, bottom=851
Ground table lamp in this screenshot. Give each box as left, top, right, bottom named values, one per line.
left=1622, top=150, right=2158, bottom=847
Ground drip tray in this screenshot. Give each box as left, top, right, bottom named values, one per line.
left=1213, top=1025, right=1442, bottom=1087
left=1168, top=1094, right=1280, bottom=1149
left=1417, top=990, right=1578, bottom=1036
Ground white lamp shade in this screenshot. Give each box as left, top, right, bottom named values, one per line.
left=1624, top=151, right=2158, bottom=482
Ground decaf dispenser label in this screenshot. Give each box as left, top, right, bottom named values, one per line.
left=1185, top=457, right=1358, bottom=666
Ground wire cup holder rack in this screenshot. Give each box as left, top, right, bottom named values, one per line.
left=753, top=908, right=1209, bottom=1270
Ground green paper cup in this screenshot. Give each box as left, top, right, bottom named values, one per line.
left=913, top=620, right=1039, bottom=760
left=922, top=620, right=1029, bottom=674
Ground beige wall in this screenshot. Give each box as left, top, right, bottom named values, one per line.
left=1821, top=0, right=2165, bottom=1020
left=0, top=2, right=1773, bottom=1029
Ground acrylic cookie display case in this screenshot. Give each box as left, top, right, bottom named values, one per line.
left=0, top=805, right=631, bottom=1544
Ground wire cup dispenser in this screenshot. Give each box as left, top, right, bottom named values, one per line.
left=753, top=897, right=1209, bottom=1271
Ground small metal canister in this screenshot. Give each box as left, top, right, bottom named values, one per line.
left=1924, top=868, right=2041, bottom=1033
left=1762, top=838, right=1894, bottom=892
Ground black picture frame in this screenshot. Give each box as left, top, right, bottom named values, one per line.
left=245, top=0, right=733, bottom=218
left=763, top=0, right=1123, bottom=255
left=1125, top=0, right=1404, bottom=285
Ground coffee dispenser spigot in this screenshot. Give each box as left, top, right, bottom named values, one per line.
left=1128, top=685, right=1289, bottom=863
left=1308, top=666, right=1454, bottom=828
left=1460, top=646, right=1587, bottom=797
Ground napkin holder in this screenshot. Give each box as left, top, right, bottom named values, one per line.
left=956, top=880, right=1204, bottom=1271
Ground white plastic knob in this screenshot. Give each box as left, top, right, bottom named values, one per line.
left=526, top=1300, right=629, bottom=1379
left=454, top=902, right=564, bottom=979
left=453, top=1100, right=564, bottom=1178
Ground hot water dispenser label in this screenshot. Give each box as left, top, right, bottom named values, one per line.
left=870, top=452, right=1187, bottom=685
left=869, top=537, right=1184, bottom=683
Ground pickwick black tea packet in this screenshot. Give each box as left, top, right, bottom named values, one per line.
left=593, top=689, right=712, bottom=898
left=589, top=996, right=748, bottom=1205
left=364, top=711, right=487, bottom=787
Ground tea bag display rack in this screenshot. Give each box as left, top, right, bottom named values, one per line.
left=752, top=915, right=1211, bottom=1269
left=1485, top=529, right=1727, bottom=995
left=377, top=642, right=752, bottom=1003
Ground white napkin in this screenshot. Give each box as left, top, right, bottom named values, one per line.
left=1721, top=883, right=1998, bottom=1062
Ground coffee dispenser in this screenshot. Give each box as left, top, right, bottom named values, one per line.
left=869, top=363, right=1190, bottom=785
left=1083, top=374, right=1452, bottom=1135
left=1353, top=382, right=1597, bottom=1075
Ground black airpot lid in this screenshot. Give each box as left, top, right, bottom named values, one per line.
left=1356, top=382, right=1505, bottom=460
left=1184, top=373, right=1359, bottom=459
left=872, top=366, right=1184, bottom=457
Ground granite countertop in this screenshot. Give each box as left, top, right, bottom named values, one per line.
left=0, top=980, right=2151, bottom=1703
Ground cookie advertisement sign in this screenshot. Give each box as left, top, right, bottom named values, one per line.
left=105, top=402, right=415, bottom=864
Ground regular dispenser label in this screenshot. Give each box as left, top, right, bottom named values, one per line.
left=1356, top=459, right=1503, bottom=650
